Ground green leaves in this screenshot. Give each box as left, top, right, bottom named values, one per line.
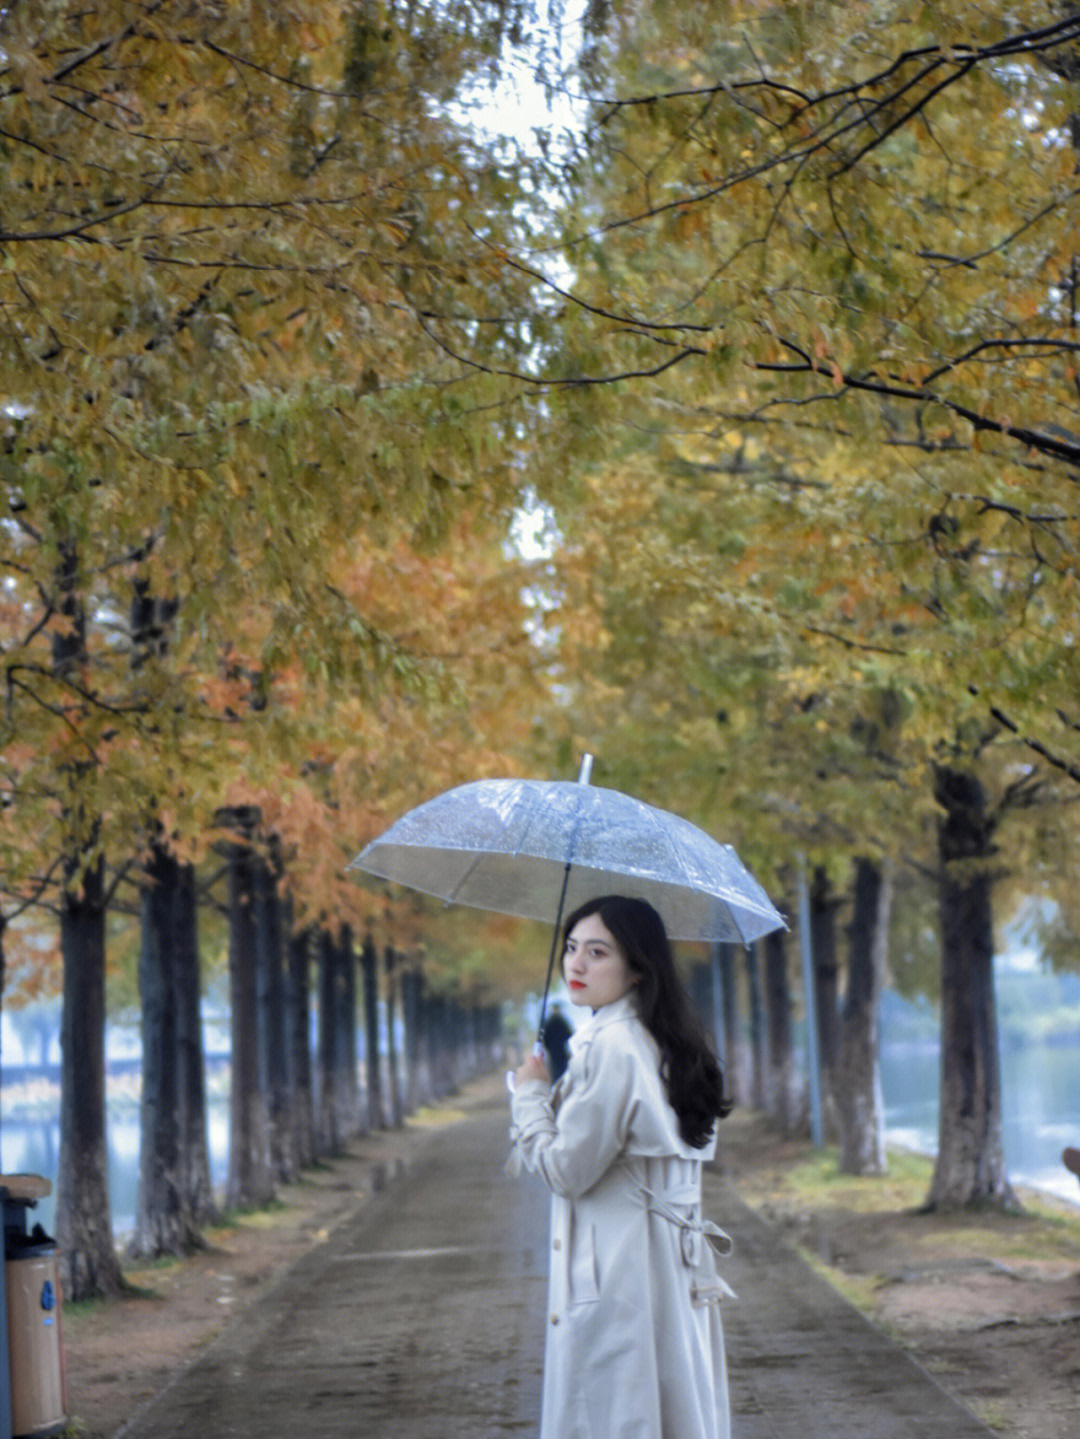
left=514, top=0, right=1080, bottom=905
left=0, top=3, right=566, bottom=964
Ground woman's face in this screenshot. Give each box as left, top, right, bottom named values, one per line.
left=562, top=911, right=637, bottom=1011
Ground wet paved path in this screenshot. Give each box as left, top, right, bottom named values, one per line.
left=707, top=1166, right=993, bottom=1438
left=118, top=1091, right=993, bottom=1438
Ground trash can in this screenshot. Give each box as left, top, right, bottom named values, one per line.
left=1, top=1177, right=66, bottom=1439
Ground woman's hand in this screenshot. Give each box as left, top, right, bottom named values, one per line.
left=514, top=1051, right=550, bottom=1088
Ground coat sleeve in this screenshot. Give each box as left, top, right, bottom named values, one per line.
left=510, top=1031, right=638, bottom=1199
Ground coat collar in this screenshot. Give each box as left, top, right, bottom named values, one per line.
left=568, top=990, right=639, bottom=1054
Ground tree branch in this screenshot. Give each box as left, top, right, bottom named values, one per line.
left=414, top=312, right=705, bottom=387
left=757, top=342, right=1080, bottom=468
left=986, top=701, right=1080, bottom=786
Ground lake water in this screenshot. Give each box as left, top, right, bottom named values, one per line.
left=3, top=1017, right=1079, bottom=1241
left=880, top=1034, right=1080, bottom=1207
left=0, top=1070, right=232, bottom=1242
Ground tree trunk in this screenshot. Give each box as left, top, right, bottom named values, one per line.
left=316, top=928, right=341, bottom=1154
left=423, top=989, right=447, bottom=1099
left=285, top=923, right=316, bottom=1170
left=384, top=945, right=404, bottom=1128
left=254, top=848, right=290, bottom=1181
left=336, top=928, right=360, bottom=1138
left=810, top=865, right=841, bottom=1135
left=133, top=841, right=188, bottom=1257
left=713, top=943, right=748, bottom=1107
left=458, top=998, right=478, bottom=1080
left=925, top=765, right=1014, bottom=1210
left=425, top=991, right=444, bottom=1098
left=432, top=994, right=457, bottom=1098
left=402, top=967, right=425, bottom=1111
left=476, top=1002, right=500, bottom=1073
left=688, top=960, right=716, bottom=1045
left=56, top=850, right=123, bottom=1299
left=836, top=857, right=891, bottom=1176
left=129, top=580, right=211, bottom=1242
left=222, top=810, right=274, bottom=1210
left=745, top=943, right=766, bottom=1110
left=52, top=543, right=121, bottom=1296
left=175, top=861, right=216, bottom=1227
left=763, top=928, right=798, bottom=1133
left=360, top=933, right=383, bottom=1128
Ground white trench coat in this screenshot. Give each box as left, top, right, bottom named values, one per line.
left=510, top=993, right=732, bottom=1439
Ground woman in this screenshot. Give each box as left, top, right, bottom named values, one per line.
left=509, top=894, right=733, bottom=1439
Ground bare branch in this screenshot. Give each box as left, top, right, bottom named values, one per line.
left=757, top=343, right=1080, bottom=468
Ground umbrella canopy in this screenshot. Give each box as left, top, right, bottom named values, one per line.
left=348, top=774, right=785, bottom=947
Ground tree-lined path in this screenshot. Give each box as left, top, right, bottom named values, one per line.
left=7, top=1, right=1080, bottom=1316
left=116, top=1087, right=994, bottom=1439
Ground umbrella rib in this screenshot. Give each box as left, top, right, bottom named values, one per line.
left=445, top=783, right=547, bottom=905
left=649, top=808, right=757, bottom=947
left=509, top=782, right=554, bottom=859
left=445, top=847, right=490, bottom=906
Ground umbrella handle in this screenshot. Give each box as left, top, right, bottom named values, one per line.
left=506, top=1039, right=547, bottom=1095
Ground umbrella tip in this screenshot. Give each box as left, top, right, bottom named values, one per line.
left=578, top=753, right=594, bottom=784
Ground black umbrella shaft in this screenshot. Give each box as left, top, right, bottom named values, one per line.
left=537, top=755, right=592, bottom=1047
left=536, top=858, right=573, bottom=1045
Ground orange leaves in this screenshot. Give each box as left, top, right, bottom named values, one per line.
left=832, top=575, right=875, bottom=623
left=672, top=204, right=710, bottom=242
left=0, top=5, right=542, bottom=999
left=2, top=918, right=63, bottom=1004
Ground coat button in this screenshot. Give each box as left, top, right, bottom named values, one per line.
left=552, top=1238, right=561, bottom=1250
left=550, top=1314, right=560, bottom=1325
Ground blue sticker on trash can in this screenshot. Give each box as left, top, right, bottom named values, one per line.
left=40, top=1280, right=55, bottom=1312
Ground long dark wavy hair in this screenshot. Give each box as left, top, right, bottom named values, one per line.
left=561, top=894, right=731, bottom=1148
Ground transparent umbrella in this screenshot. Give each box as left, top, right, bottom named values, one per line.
left=348, top=757, right=785, bottom=1028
